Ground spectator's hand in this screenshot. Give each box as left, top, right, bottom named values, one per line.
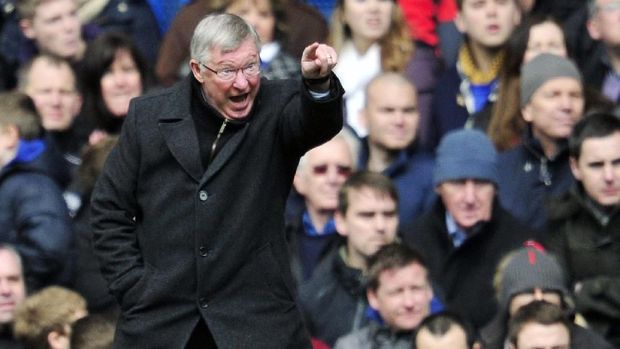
left=301, top=42, right=338, bottom=80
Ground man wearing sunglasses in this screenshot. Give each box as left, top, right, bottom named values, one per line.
left=91, top=13, right=344, bottom=349
left=288, top=133, right=355, bottom=285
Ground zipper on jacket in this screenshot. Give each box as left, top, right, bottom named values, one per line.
left=209, top=119, right=228, bottom=162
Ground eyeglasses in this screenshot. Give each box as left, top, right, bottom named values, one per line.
left=199, top=61, right=260, bottom=81
left=312, top=164, right=352, bottom=177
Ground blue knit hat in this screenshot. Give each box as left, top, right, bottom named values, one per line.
left=433, top=129, right=498, bottom=186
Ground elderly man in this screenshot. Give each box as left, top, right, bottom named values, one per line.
left=90, top=13, right=344, bottom=348
left=402, top=129, right=534, bottom=329
left=333, top=243, right=434, bottom=349
left=498, top=53, right=584, bottom=232
left=288, top=133, right=355, bottom=283
left=0, top=244, right=27, bottom=349
left=545, top=112, right=620, bottom=346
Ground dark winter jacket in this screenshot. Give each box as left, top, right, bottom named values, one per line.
left=0, top=140, right=73, bottom=291
left=91, top=74, right=344, bottom=348
left=497, top=128, right=575, bottom=232
left=298, top=248, right=370, bottom=346
left=545, top=186, right=620, bottom=347
left=402, top=199, right=536, bottom=329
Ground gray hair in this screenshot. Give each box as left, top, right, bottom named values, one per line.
left=190, top=13, right=261, bottom=65
left=297, top=130, right=360, bottom=174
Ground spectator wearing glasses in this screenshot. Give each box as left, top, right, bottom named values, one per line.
left=287, top=132, right=356, bottom=284
left=90, top=13, right=344, bottom=348
left=358, top=72, right=435, bottom=228
left=299, top=171, right=400, bottom=346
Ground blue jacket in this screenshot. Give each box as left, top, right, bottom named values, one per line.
left=497, top=129, right=575, bottom=232
left=358, top=140, right=435, bottom=228
left=0, top=140, right=74, bottom=291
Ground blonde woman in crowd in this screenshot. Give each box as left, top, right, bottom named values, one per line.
left=329, top=0, right=413, bottom=137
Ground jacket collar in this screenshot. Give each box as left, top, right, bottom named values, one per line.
left=157, top=75, right=252, bottom=183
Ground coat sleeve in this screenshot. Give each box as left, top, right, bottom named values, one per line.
left=278, top=75, right=345, bottom=155
left=574, top=276, right=620, bottom=319
left=90, top=101, right=144, bottom=304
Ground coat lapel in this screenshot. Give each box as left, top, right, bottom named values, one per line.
left=159, top=118, right=203, bottom=183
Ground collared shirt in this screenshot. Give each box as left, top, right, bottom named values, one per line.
left=445, top=212, right=468, bottom=248
left=299, top=211, right=338, bottom=280
left=302, top=211, right=337, bottom=236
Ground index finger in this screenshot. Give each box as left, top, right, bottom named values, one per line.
left=302, top=42, right=320, bottom=60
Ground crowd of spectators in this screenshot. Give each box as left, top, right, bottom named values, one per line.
left=0, top=0, right=619, bottom=348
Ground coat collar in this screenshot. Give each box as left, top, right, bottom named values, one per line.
left=157, top=75, right=251, bottom=183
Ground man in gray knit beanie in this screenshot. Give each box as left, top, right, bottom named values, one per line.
left=479, top=244, right=616, bottom=349
left=497, top=53, right=585, bottom=232
left=520, top=53, right=582, bottom=108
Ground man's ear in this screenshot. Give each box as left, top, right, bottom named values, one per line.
left=293, top=173, right=306, bottom=196
left=521, top=104, right=533, bottom=123
left=587, top=17, right=602, bottom=40
left=512, top=6, right=522, bottom=26
left=334, top=211, right=348, bottom=238
left=1, top=125, right=20, bottom=149
left=19, top=19, right=36, bottom=39
left=367, top=288, right=379, bottom=310
left=189, top=59, right=204, bottom=83
left=455, top=12, right=466, bottom=34
left=47, top=330, right=68, bottom=349
left=569, top=156, right=582, bottom=181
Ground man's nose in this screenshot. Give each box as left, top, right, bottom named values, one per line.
left=232, top=70, right=249, bottom=89
left=463, top=180, right=476, bottom=202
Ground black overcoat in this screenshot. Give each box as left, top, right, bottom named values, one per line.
left=91, top=75, right=344, bottom=348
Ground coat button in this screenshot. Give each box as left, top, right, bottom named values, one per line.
left=199, top=297, right=208, bottom=309
left=199, top=246, right=209, bottom=257
left=198, top=190, right=208, bottom=201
